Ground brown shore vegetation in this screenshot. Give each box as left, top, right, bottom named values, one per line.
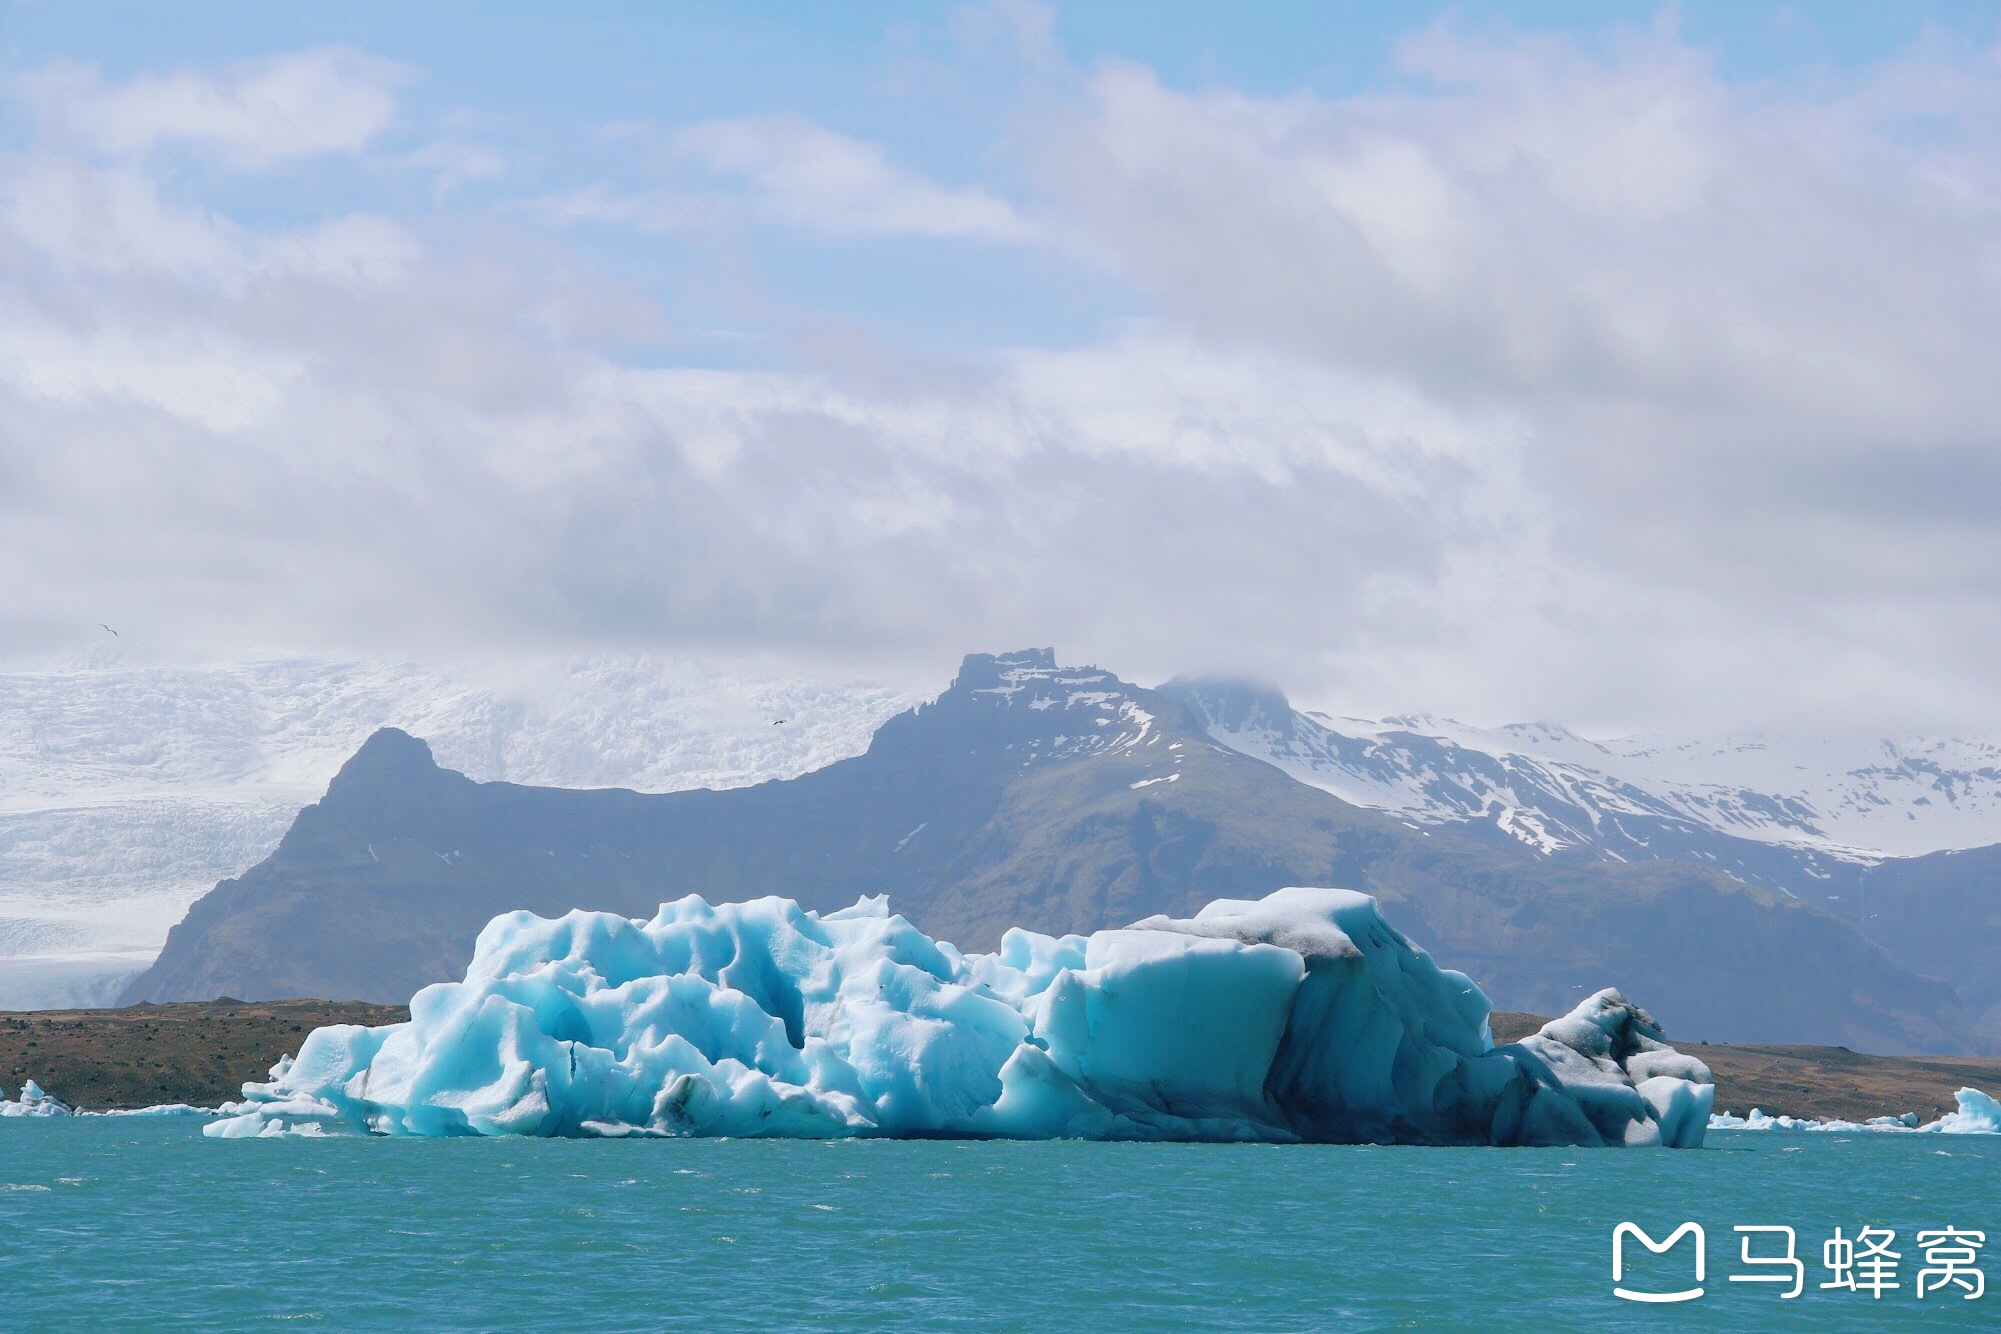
left=1, top=999, right=407, bottom=1110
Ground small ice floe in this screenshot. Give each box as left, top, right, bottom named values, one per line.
left=204, top=1091, right=344, bottom=1139
left=198, top=1116, right=329, bottom=1138
left=93, top=1104, right=221, bottom=1118
left=1710, top=1088, right=2000, bottom=1135
left=2, top=1079, right=229, bottom=1119
left=0, top=1080, right=74, bottom=1117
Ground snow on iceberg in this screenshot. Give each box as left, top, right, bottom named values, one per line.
left=1711, top=1087, right=2001, bottom=1135
left=0, top=1079, right=74, bottom=1117
left=205, top=888, right=1713, bottom=1147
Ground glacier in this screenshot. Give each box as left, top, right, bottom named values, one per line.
left=206, top=887, right=1713, bottom=1147
left=0, top=654, right=919, bottom=1009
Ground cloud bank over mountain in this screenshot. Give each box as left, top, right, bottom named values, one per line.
left=3, top=7, right=1999, bottom=735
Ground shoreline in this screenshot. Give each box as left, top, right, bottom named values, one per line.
left=1, top=999, right=408, bottom=1112
left=4, top=1000, right=1997, bottom=1121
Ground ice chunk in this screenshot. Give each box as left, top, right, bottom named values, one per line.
left=1936, top=1087, right=2001, bottom=1134
left=0, top=1082, right=220, bottom=1118
left=0, top=1079, right=74, bottom=1117
left=206, top=888, right=1713, bottom=1147
left=92, top=1103, right=219, bottom=1117
left=1710, top=1087, right=2000, bottom=1134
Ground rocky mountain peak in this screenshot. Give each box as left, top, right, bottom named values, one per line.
left=870, top=649, right=1175, bottom=763
left=1159, top=676, right=1294, bottom=735
left=323, top=727, right=442, bottom=801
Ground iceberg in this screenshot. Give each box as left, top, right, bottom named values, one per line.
left=1937, top=1087, right=2001, bottom=1133
left=0, top=1079, right=74, bottom=1118
left=206, top=888, right=1713, bottom=1146
left=1711, top=1087, right=2001, bottom=1135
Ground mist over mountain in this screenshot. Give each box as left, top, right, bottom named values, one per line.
left=121, top=651, right=1986, bottom=1055
left=0, top=656, right=916, bottom=1007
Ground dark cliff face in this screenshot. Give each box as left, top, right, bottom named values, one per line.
left=1864, top=845, right=2001, bottom=1038
left=321, top=726, right=452, bottom=805
left=122, top=651, right=1983, bottom=1055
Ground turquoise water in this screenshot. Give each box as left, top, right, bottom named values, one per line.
left=2, top=1124, right=1993, bottom=1330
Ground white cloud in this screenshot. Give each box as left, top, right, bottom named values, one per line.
left=0, top=155, right=418, bottom=286
left=11, top=48, right=406, bottom=168
left=673, top=116, right=1040, bottom=243
left=258, top=214, right=423, bottom=287
left=0, top=138, right=1477, bottom=692
left=953, top=0, right=1062, bottom=68
left=7, top=28, right=2001, bottom=738
left=523, top=184, right=722, bottom=234
left=402, top=140, right=506, bottom=198
left=1, top=157, right=239, bottom=278
left=1021, top=28, right=2001, bottom=727
left=0, top=318, right=298, bottom=432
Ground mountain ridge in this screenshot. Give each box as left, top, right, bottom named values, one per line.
left=1170, top=677, right=2001, bottom=862
left=122, top=650, right=1981, bottom=1055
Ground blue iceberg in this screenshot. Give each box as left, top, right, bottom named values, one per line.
left=206, top=888, right=1713, bottom=1146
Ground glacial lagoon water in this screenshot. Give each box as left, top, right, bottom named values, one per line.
left=2, top=1122, right=1994, bottom=1329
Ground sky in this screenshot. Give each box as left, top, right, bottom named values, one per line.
left=3, top=1, right=1999, bottom=733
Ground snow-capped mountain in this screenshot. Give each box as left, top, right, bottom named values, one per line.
left=0, top=655, right=918, bottom=1008
left=11, top=648, right=2001, bottom=1014
left=1164, top=678, right=2001, bottom=898
left=951, top=648, right=1172, bottom=763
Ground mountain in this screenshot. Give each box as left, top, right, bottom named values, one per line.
left=1864, top=844, right=2001, bottom=1036
left=123, top=650, right=1977, bottom=1054
left=17, top=650, right=2000, bottom=1013
left=1161, top=678, right=2001, bottom=899
left=0, top=655, right=915, bottom=1008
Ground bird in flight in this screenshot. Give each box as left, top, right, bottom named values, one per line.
left=98, top=623, right=118, bottom=637
left=772, top=719, right=788, bottom=726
